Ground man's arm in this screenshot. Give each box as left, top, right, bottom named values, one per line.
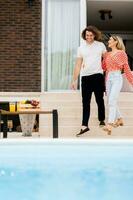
left=71, top=57, right=83, bottom=90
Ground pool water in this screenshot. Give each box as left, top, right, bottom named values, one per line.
left=0, top=139, right=133, bottom=200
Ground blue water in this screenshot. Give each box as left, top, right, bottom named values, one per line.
left=0, top=140, right=133, bottom=200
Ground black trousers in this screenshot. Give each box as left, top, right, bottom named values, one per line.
left=81, top=73, right=105, bottom=127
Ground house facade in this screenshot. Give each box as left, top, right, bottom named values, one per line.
left=0, top=0, right=41, bottom=92
left=0, top=0, right=133, bottom=92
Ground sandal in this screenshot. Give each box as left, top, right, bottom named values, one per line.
left=114, top=118, right=124, bottom=127
left=103, top=124, right=112, bottom=135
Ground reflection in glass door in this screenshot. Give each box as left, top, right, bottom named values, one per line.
left=45, top=0, right=80, bottom=90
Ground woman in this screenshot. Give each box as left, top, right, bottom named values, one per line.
left=102, top=35, right=133, bottom=134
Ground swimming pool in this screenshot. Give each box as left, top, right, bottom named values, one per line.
left=0, top=139, right=133, bottom=200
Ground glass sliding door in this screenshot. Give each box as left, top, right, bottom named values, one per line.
left=45, top=0, right=80, bottom=90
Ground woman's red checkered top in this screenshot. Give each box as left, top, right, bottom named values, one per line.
left=102, top=50, right=133, bottom=85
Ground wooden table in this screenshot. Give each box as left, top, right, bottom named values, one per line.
left=0, top=109, right=58, bottom=138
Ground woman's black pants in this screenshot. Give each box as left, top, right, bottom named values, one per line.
left=81, top=73, right=105, bottom=127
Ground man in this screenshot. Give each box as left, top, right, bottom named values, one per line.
left=71, top=26, right=106, bottom=136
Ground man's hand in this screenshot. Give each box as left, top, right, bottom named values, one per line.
left=70, top=57, right=82, bottom=90
left=70, top=80, right=78, bottom=90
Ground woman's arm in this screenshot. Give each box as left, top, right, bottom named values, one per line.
left=123, top=63, right=133, bottom=85
left=120, top=51, right=133, bottom=85
left=102, top=53, right=107, bottom=71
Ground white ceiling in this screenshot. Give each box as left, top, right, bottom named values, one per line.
left=87, top=1, right=133, bottom=32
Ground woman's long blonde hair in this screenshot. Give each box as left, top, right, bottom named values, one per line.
left=111, top=35, right=126, bottom=51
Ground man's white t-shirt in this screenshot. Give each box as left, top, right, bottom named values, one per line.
left=77, top=41, right=106, bottom=76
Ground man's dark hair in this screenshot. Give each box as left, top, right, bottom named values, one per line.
left=82, top=26, right=102, bottom=41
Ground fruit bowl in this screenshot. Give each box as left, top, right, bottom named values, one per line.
left=30, top=100, right=39, bottom=108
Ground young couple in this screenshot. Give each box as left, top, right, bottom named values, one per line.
left=71, top=26, right=133, bottom=135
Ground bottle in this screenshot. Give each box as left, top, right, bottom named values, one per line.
left=17, top=102, right=20, bottom=111
left=9, top=102, right=16, bottom=112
